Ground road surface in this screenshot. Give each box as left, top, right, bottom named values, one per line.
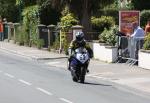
left=0, top=50, right=150, bottom=103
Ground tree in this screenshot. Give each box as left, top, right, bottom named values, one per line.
left=16, top=0, right=36, bottom=7
left=0, top=0, right=18, bottom=22
left=36, top=0, right=60, bottom=25
left=131, top=0, right=150, bottom=10
left=48, top=0, right=114, bottom=32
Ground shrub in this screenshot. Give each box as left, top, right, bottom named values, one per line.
left=91, top=16, right=115, bottom=32
left=51, top=35, right=60, bottom=50
left=143, top=33, right=150, bottom=50
left=60, top=13, right=78, bottom=52
left=60, top=13, right=78, bottom=31
left=140, top=10, right=150, bottom=28
left=99, top=25, right=119, bottom=46
left=97, top=8, right=119, bottom=24
left=36, top=39, right=44, bottom=49
left=22, top=5, right=39, bottom=46
left=99, top=28, right=108, bottom=43
left=15, top=26, right=29, bottom=45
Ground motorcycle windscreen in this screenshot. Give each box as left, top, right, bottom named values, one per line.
left=76, top=53, right=89, bottom=64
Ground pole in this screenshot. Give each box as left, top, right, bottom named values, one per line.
left=59, top=29, right=62, bottom=54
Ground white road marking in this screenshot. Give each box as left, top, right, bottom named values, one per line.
left=114, top=78, right=150, bottom=84
left=87, top=72, right=114, bottom=77
left=4, top=73, right=15, bottom=78
left=36, top=87, right=53, bottom=96
left=87, top=73, right=102, bottom=77
left=18, top=79, right=32, bottom=86
left=89, top=75, right=112, bottom=82
left=59, top=98, right=73, bottom=103
left=46, top=61, right=67, bottom=68
left=47, top=61, right=61, bottom=65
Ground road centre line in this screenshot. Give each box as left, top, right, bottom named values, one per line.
left=59, top=98, right=73, bottom=103
left=4, top=73, right=15, bottom=78
left=18, top=79, right=32, bottom=86
left=36, top=87, right=53, bottom=96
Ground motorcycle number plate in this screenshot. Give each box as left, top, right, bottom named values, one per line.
left=76, top=54, right=88, bottom=63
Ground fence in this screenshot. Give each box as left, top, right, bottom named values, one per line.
left=84, top=32, right=99, bottom=41
left=3, top=23, right=100, bottom=54
left=117, top=35, right=144, bottom=65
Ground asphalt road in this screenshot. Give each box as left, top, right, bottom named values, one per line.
left=0, top=50, right=150, bottom=103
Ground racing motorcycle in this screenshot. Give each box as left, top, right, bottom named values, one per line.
left=68, top=47, right=90, bottom=83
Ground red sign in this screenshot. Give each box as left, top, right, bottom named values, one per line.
left=119, top=11, right=140, bottom=35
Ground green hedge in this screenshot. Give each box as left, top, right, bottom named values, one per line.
left=94, top=8, right=119, bottom=25
left=91, top=16, right=115, bottom=33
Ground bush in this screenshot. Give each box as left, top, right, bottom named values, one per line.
left=51, top=35, right=60, bottom=50
left=140, top=10, right=150, bottom=28
left=22, top=5, right=39, bottom=46
left=16, top=26, right=29, bottom=45
left=143, top=33, right=150, bottom=50
left=99, top=25, right=119, bottom=46
left=91, top=16, right=115, bottom=32
left=36, top=39, right=44, bottom=49
left=60, top=13, right=78, bottom=31
left=60, top=13, right=78, bottom=52
left=97, top=8, right=119, bottom=24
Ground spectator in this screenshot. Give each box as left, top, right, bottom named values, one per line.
left=145, top=19, right=150, bottom=35
left=0, top=18, right=4, bottom=41
left=126, top=22, right=145, bottom=38
left=128, top=22, right=145, bottom=59
left=3, top=18, right=7, bottom=39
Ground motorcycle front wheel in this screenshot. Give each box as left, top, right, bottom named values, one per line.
left=79, top=67, right=86, bottom=83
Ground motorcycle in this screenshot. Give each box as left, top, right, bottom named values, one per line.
left=68, top=47, right=90, bottom=83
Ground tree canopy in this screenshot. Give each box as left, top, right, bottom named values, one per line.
left=48, top=0, right=115, bottom=31
left=0, top=0, right=18, bottom=22
left=131, top=0, right=150, bottom=10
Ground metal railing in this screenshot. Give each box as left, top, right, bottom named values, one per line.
left=117, top=36, right=144, bottom=66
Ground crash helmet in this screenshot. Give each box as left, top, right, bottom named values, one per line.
left=75, top=31, right=84, bottom=42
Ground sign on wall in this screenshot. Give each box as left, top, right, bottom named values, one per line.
left=119, top=11, right=140, bottom=35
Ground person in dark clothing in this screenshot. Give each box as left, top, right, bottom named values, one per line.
left=68, top=31, right=93, bottom=72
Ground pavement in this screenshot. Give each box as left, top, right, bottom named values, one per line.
left=1, top=41, right=150, bottom=95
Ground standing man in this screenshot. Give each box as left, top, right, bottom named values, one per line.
left=127, top=22, right=145, bottom=59
left=130, top=22, right=145, bottom=38
left=0, top=18, right=4, bottom=41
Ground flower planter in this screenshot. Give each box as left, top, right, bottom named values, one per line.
left=93, top=42, right=118, bottom=63
left=138, top=50, right=150, bottom=70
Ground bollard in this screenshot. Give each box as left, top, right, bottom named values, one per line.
left=47, top=25, right=55, bottom=48
left=13, top=23, right=20, bottom=43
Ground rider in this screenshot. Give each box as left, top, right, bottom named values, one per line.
left=68, top=31, right=93, bottom=72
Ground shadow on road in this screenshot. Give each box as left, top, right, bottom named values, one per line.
left=83, top=82, right=112, bottom=86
